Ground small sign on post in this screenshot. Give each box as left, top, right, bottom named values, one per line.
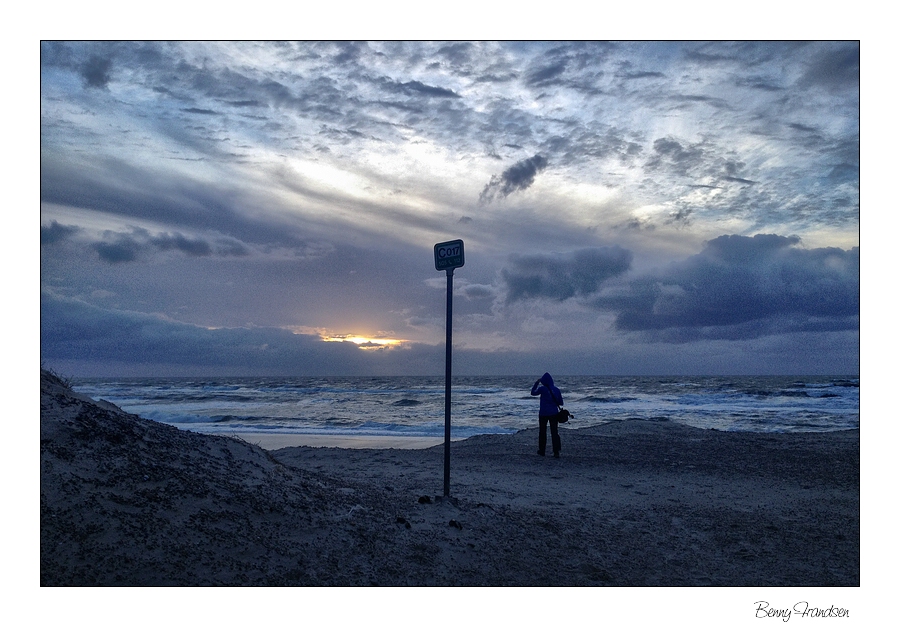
left=434, top=239, right=464, bottom=497
left=434, top=239, right=465, bottom=271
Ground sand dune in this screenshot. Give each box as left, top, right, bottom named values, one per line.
left=40, top=369, right=858, bottom=586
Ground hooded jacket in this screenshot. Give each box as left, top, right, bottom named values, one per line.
left=531, top=372, right=563, bottom=417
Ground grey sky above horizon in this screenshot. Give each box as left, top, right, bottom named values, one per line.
left=40, top=40, right=859, bottom=376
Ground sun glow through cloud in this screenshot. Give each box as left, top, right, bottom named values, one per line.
left=321, top=335, right=407, bottom=350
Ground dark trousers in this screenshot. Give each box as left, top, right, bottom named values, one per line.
left=538, top=415, right=561, bottom=455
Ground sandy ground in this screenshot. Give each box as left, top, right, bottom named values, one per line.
left=40, top=369, right=859, bottom=586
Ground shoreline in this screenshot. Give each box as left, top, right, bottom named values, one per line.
left=228, top=432, right=448, bottom=450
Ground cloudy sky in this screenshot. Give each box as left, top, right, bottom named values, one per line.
left=40, top=40, right=859, bottom=377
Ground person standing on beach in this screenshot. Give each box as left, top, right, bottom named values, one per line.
left=531, top=372, right=563, bottom=458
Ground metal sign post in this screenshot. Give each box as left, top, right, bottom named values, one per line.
left=434, top=239, right=465, bottom=497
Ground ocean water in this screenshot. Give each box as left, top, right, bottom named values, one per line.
left=72, top=375, right=860, bottom=441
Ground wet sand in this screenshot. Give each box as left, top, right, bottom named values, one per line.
left=231, top=433, right=446, bottom=450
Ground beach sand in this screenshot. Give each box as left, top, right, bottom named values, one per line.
left=40, top=369, right=859, bottom=586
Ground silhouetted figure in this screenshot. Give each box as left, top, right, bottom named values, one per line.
left=531, top=372, right=563, bottom=458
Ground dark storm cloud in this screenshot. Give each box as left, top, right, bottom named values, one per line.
left=41, top=221, right=80, bottom=245
left=330, top=41, right=369, bottom=65
left=94, top=236, right=142, bottom=263
left=435, top=42, right=476, bottom=67
left=527, top=62, right=567, bottom=86
left=594, top=234, right=859, bottom=340
left=501, top=246, right=633, bottom=303
left=91, top=228, right=239, bottom=263
left=150, top=231, right=213, bottom=256
left=81, top=55, right=112, bottom=88
left=646, top=137, right=706, bottom=177
left=479, top=155, right=549, bottom=203
left=396, top=80, right=461, bottom=98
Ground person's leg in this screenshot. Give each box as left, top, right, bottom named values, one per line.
left=550, top=416, right=561, bottom=457
left=538, top=415, right=548, bottom=455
